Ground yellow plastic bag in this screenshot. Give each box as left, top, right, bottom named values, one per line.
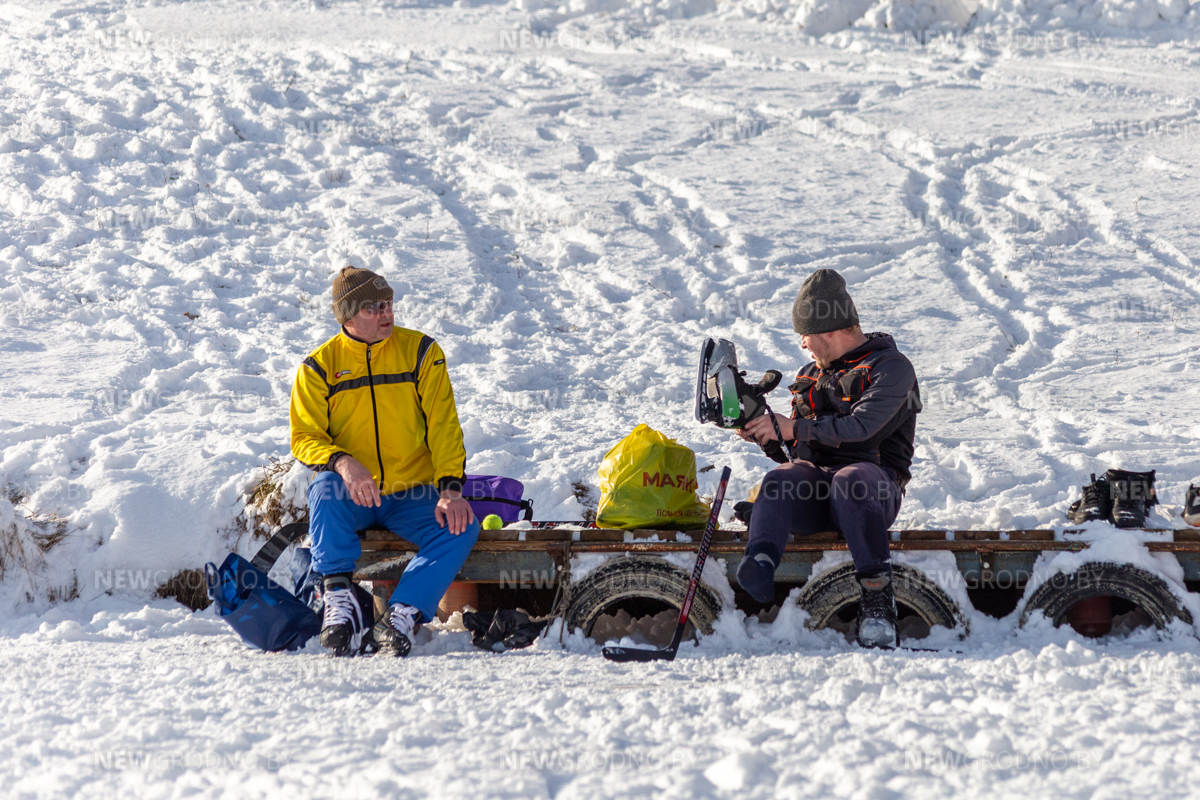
left=596, top=424, right=709, bottom=530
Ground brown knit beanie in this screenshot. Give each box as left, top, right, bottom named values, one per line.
left=332, top=265, right=393, bottom=324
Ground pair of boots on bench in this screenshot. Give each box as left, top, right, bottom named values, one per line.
left=1069, top=469, right=1158, bottom=529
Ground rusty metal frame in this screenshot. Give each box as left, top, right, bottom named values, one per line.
left=353, top=526, right=1200, bottom=585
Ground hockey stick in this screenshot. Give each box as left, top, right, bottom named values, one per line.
left=602, top=466, right=732, bottom=663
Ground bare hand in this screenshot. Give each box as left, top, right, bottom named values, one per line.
left=334, top=455, right=382, bottom=507
left=435, top=491, right=475, bottom=535
left=742, top=413, right=795, bottom=444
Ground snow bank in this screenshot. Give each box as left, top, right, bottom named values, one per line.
left=717, top=0, right=1196, bottom=33
left=518, top=0, right=1198, bottom=39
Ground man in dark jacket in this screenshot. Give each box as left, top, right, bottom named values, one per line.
left=735, top=269, right=921, bottom=648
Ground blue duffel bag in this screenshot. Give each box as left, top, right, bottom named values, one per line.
left=205, top=523, right=321, bottom=652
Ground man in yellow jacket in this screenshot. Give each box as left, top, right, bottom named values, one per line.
left=290, top=265, right=479, bottom=657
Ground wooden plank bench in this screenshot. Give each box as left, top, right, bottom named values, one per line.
left=353, top=526, right=1200, bottom=593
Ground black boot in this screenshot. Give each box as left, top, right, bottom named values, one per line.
left=1105, top=469, right=1156, bottom=529
left=736, top=552, right=776, bottom=604
left=1067, top=473, right=1111, bottom=524
left=856, top=567, right=898, bottom=649
left=742, top=371, right=783, bottom=420
left=319, top=574, right=368, bottom=657
left=1185, top=484, right=1200, bottom=528
left=372, top=603, right=420, bottom=658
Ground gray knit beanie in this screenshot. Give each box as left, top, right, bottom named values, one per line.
left=792, top=269, right=859, bottom=334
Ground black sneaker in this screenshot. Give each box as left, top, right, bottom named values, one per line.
left=1185, top=484, right=1200, bottom=528
left=855, top=567, right=898, bottom=649
left=372, top=603, right=420, bottom=658
left=1105, top=468, right=1156, bottom=529
left=1067, top=474, right=1111, bottom=524
left=319, top=574, right=369, bottom=657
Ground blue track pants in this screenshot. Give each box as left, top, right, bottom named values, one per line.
left=307, top=471, right=480, bottom=623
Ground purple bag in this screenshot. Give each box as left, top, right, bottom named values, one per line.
left=463, top=475, right=533, bottom=524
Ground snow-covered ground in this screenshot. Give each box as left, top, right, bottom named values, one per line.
left=7, top=599, right=1200, bottom=798
left=2, top=0, right=1200, bottom=796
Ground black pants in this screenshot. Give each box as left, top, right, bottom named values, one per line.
left=745, top=460, right=901, bottom=574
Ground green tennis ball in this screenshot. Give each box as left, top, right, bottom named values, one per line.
left=481, top=514, right=504, bottom=530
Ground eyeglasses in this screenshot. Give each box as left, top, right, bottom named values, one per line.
left=360, top=300, right=393, bottom=317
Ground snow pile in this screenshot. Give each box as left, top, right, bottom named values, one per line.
left=520, top=0, right=1200, bottom=34
left=721, top=0, right=1200, bottom=35
left=515, top=0, right=1198, bottom=37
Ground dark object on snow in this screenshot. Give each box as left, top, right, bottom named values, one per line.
left=1068, top=473, right=1112, bottom=524
left=733, top=500, right=754, bottom=527
left=1185, top=484, right=1200, bottom=527
left=462, top=475, right=534, bottom=524
left=373, top=604, right=418, bottom=658
left=205, top=552, right=321, bottom=652
left=317, top=573, right=376, bottom=657
left=462, top=609, right=548, bottom=652
left=792, top=268, right=859, bottom=335
left=602, top=466, right=731, bottom=663
left=1105, top=468, right=1156, bottom=529
left=736, top=553, right=776, bottom=604
left=694, top=338, right=784, bottom=432
left=797, top=562, right=964, bottom=638
left=856, top=567, right=898, bottom=649
left=1019, top=561, right=1192, bottom=632
left=1068, top=470, right=1157, bottom=528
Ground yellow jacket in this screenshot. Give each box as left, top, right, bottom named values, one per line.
left=290, top=327, right=467, bottom=495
